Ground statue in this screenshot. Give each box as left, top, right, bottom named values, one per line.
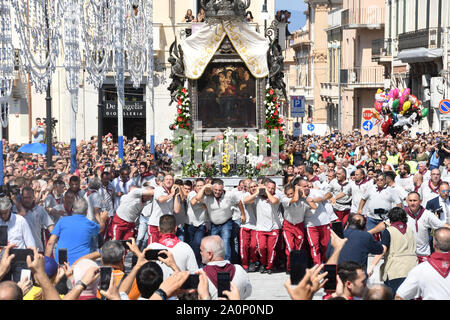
left=167, top=40, right=186, bottom=106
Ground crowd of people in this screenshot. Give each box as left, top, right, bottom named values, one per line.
left=0, top=128, right=449, bottom=301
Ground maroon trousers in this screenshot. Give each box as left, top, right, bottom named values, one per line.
left=256, top=229, right=280, bottom=270
left=239, top=227, right=258, bottom=269
left=306, top=224, right=331, bottom=265
left=282, top=220, right=305, bottom=271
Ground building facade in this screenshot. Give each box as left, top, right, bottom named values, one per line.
left=6, top=0, right=275, bottom=145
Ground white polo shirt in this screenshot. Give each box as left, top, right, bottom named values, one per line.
left=19, top=205, right=54, bottom=252
left=201, top=191, right=241, bottom=226
left=419, top=181, right=440, bottom=207
left=349, top=179, right=371, bottom=215
left=396, top=259, right=450, bottom=300
left=186, top=191, right=208, bottom=227
left=326, top=179, right=352, bottom=211
left=98, top=182, right=115, bottom=217
left=362, top=185, right=402, bottom=220
left=403, top=208, right=445, bottom=256
left=395, top=175, right=415, bottom=193
left=388, top=184, right=409, bottom=206
left=148, top=186, right=174, bottom=227
left=84, top=190, right=103, bottom=224
left=240, top=192, right=257, bottom=230
left=0, top=213, right=36, bottom=249
left=254, top=191, right=282, bottom=232
left=149, top=239, right=198, bottom=279
left=230, top=188, right=245, bottom=221
left=305, top=188, right=334, bottom=227
left=280, top=195, right=308, bottom=225
left=116, top=188, right=146, bottom=223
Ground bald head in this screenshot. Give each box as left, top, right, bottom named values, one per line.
left=363, top=284, right=393, bottom=300
left=348, top=213, right=365, bottom=230
left=434, top=227, right=450, bottom=252
left=200, top=235, right=225, bottom=263
left=0, top=281, right=23, bottom=300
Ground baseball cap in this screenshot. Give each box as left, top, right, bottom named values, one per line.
left=44, top=256, right=59, bottom=278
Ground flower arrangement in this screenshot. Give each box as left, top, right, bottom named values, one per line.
left=169, top=87, right=191, bottom=131
left=264, top=88, right=285, bottom=148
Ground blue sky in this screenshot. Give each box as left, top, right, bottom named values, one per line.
left=275, top=0, right=307, bottom=32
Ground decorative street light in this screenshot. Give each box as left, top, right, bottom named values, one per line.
left=12, top=0, right=63, bottom=167
left=0, top=0, right=15, bottom=185
left=260, top=0, right=270, bottom=35
left=62, top=0, right=81, bottom=172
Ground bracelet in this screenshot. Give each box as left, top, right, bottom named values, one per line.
left=154, top=288, right=167, bottom=300
left=75, top=280, right=87, bottom=290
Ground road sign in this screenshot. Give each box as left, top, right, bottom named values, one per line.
left=440, top=114, right=450, bottom=121
left=439, top=99, right=450, bottom=114
left=307, top=123, right=315, bottom=132
left=362, top=120, right=373, bottom=131
left=290, top=96, right=305, bottom=117
left=293, top=122, right=302, bottom=137
left=363, top=110, right=373, bottom=120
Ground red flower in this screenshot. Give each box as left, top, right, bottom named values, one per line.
left=177, top=116, right=183, bottom=122
left=279, top=126, right=283, bottom=131
left=266, top=138, right=271, bottom=144
left=180, top=124, right=184, bottom=128
left=197, top=164, right=201, bottom=168
left=265, top=120, right=269, bottom=123
left=269, top=89, right=274, bottom=95
left=186, top=122, right=190, bottom=127
left=181, top=88, right=187, bottom=94
left=274, top=110, right=278, bottom=116
left=272, top=97, right=277, bottom=102
left=177, top=108, right=182, bottom=114
left=277, top=118, right=282, bottom=124
left=178, top=99, right=182, bottom=106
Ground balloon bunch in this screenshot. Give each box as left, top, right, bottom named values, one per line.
left=373, top=88, right=428, bottom=136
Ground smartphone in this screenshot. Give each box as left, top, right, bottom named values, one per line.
left=10, top=249, right=34, bottom=265
left=99, top=266, right=113, bottom=291
left=217, top=272, right=231, bottom=298
left=323, top=264, right=338, bottom=291
left=181, top=274, right=200, bottom=289
left=58, top=248, right=68, bottom=265
left=144, top=249, right=168, bottom=261
left=20, top=268, right=32, bottom=283
left=290, top=249, right=308, bottom=285
left=331, top=221, right=344, bottom=239
left=0, top=225, right=7, bottom=246
left=119, top=239, right=132, bottom=250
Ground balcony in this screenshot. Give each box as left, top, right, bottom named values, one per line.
left=320, top=83, right=339, bottom=103
left=398, top=28, right=440, bottom=51
left=326, top=8, right=343, bottom=31
left=289, top=85, right=314, bottom=103
left=341, top=7, right=384, bottom=29
left=372, top=38, right=392, bottom=61
left=340, top=66, right=384, bottom=87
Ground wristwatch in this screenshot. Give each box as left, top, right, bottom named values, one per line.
left=154, top=288, right=167, bottom=300
left=75, top=280, right=87, bottom=290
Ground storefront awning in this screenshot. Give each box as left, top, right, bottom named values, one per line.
left=397, top=47, right=443, bottom=63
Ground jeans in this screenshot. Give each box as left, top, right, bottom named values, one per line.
left=385, top=277, right=406, bottom=296
left=176, top=225, right=186, bottom=242
left=366, top=217, right=383, bottom=234
left=230, top=219, right=241, bottom=264
left=136, top=215, right=149, bottom=250
left=185, top=224, right=207, bottom=266
left=211, top=219, right=233, bottom=261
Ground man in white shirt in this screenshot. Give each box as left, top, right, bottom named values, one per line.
left=200, top=235, right=252, bottom=300
left=396, top=227, right=450, bottom=300
left=349, top=168, right=371, bottom=215
left=133, top=162, right=155, bottom=188
left=281, top=181, right=316, bottom=271
left=187, top=178, right=209, bottom=266
left=358, top=173, right=402, bottom=238
left=239, top=180, right=258, bottom=272
left=417, top=162, right=431, bottom=182
left=441, top=156, right=450, bottom=183
left=112, top=167, right=135, bottom=211
left=84, top=178, right=103, bottom=225
left=419, top=168, right=442, bottom=207
left=43, top=179, right=65, bottom=223
left=194, top=179, right=243, bottom=262
left=148, top=215, right=198, bottom=279
left=98, top=171, right=114, bottom=218
left=147, top=174, right=178, bottom=245
left=108, top=186, right=154, bottom=241
left=0, top=197, right=36, bottom=250
left=395, top=163, right=415, bottom=194
left=324, top=168, right=352, bottom=226
left=14, top=187, right=54, bottom=252
left=243, top=178, right=282, bottom=274
left=385, top=170, right=408, bottom=206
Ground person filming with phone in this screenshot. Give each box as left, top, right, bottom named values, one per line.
left=31, top=118, right=46, bottom=143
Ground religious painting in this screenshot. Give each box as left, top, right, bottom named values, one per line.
left=197, top=63, right=256, bottom=128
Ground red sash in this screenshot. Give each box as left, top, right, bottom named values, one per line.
left=203, top=263, right=236, bottom=289
left=428, top=180, right=441, bottom=194
left=355, top=178, right=369, bottom=187
left=86, top=189, right=96, bottom=197
left=427, top=252, right=450, bottom=278
left=405, top=206, right=425, bottom=232
left=157, top=233, right=180, bottom=248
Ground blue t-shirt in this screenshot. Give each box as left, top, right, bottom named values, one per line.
left=326, top=228, right=384, bottom=267
left=51, top=214, right=100, bottom=265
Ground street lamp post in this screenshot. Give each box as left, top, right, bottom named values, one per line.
left=261, top=0, right=269, bottom=35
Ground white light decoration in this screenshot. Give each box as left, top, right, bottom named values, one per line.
left=125, top=0, right=147, bottom=89
left=80, top=0, right=112, bottom=89
left=0, top=0, right=15, bottom=116
left=11, top=0, right=62, bottom=93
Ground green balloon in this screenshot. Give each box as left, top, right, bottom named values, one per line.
left=392, top=99, right=399, bottom=111
left=421, top=108, right=429, bottom=118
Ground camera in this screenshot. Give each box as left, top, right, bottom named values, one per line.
left=434, top=207, right=444, bottom=217
left=374, top=208, right=387, bottom=220
left=0, top=183, right=20, bottom=198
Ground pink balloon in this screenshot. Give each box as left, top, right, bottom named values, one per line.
left=399, top=96, right=405, bottom=107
